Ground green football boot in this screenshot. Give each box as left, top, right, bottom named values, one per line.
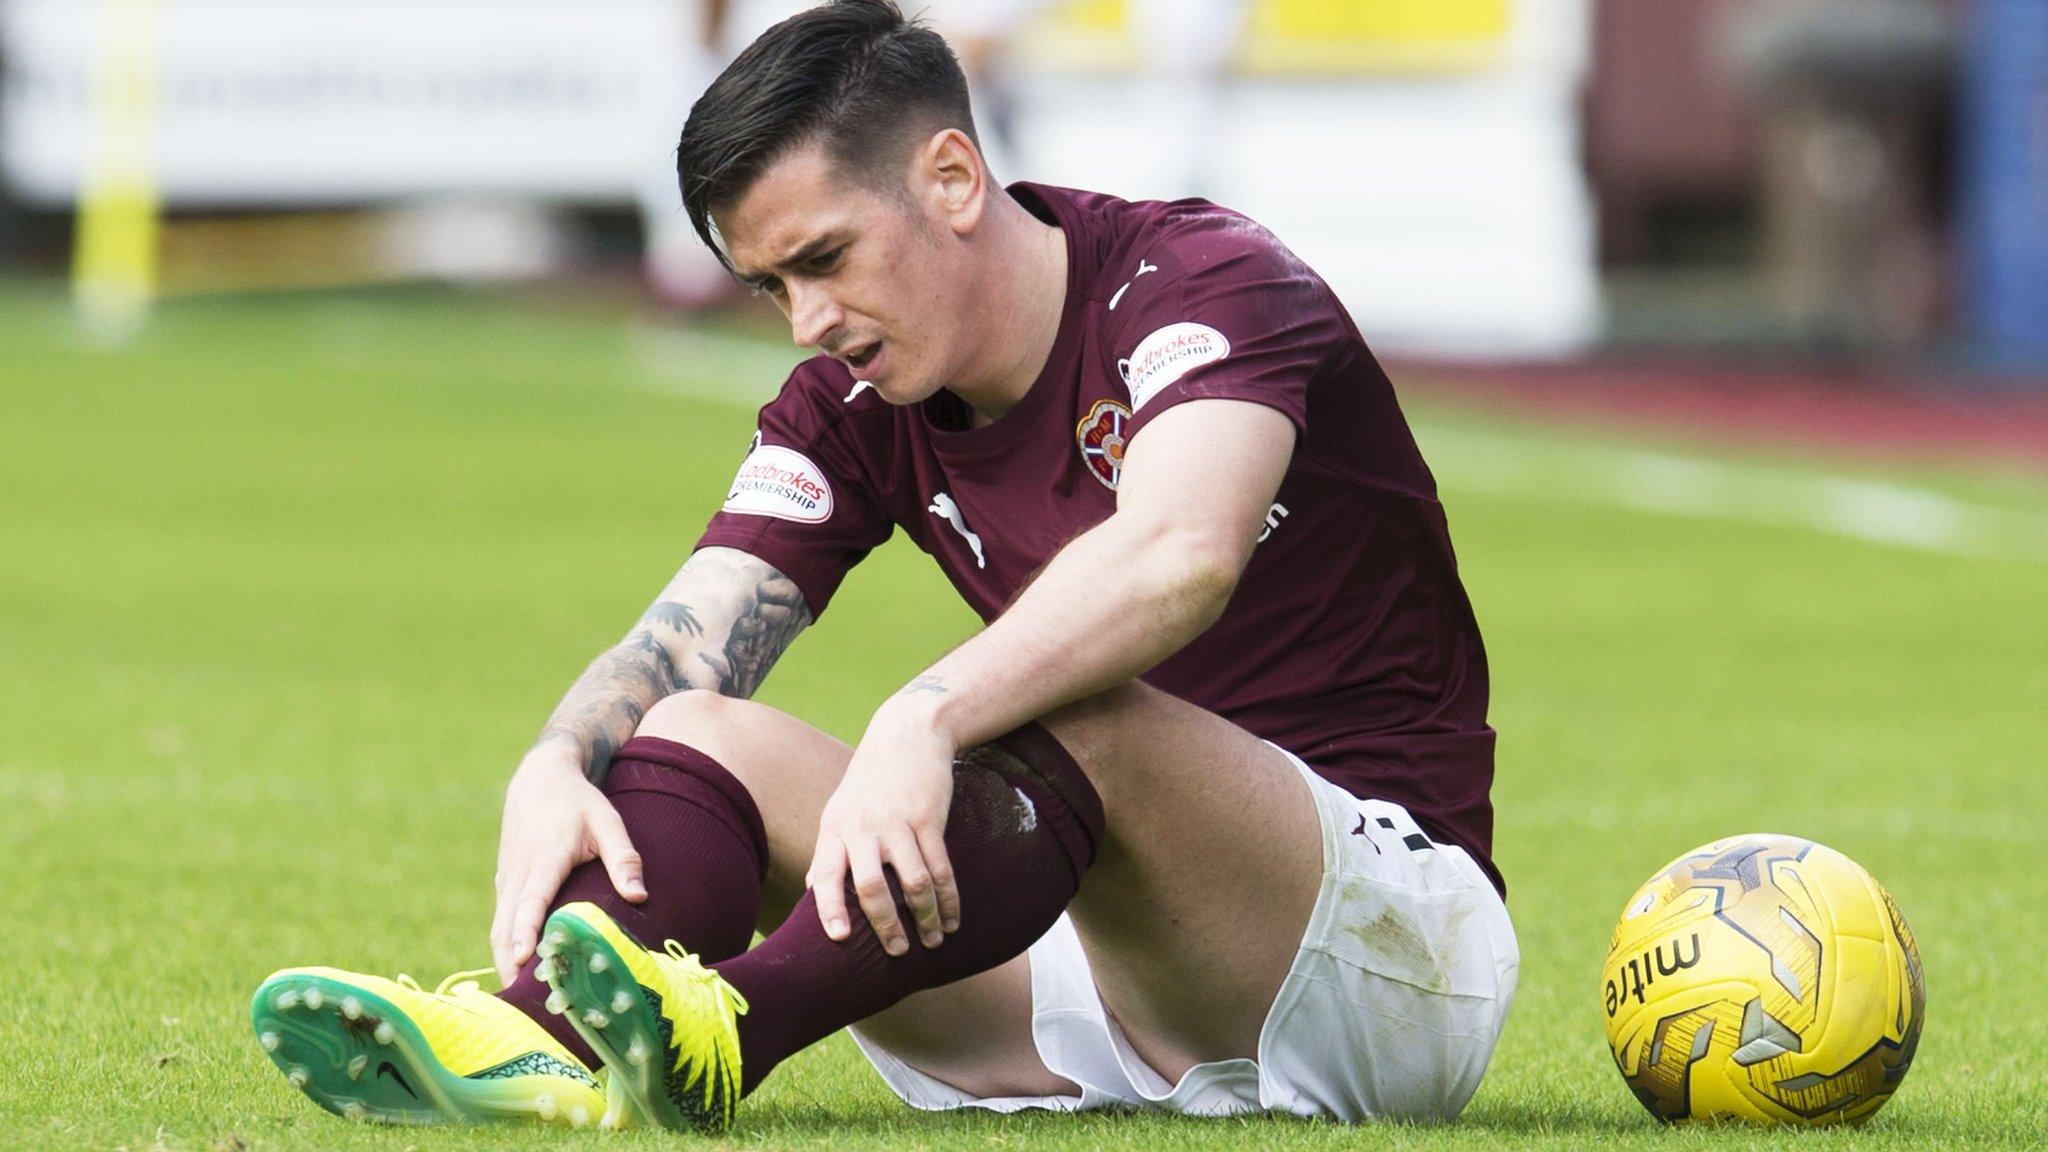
left=536, top=902, right=749, bottom=1132
left=251, top=966, right=610, bottom=1127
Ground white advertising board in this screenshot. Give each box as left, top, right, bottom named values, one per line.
left=0, top=0, right=687, bottom=205
left=2, top=0, right=1598, bottom=353
left=1007, top=0, right=1601, bottom=354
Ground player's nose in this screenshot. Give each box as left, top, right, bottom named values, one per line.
left=786, top=281, right=843, bottom=350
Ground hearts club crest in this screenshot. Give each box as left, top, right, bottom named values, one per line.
left=1075, top=398, right=1131, bottom=490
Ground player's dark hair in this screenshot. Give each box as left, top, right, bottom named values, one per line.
left=676, top=0, right=979, bottom=269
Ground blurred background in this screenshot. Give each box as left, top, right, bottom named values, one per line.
left=3, top=0, right=2044, bottom=371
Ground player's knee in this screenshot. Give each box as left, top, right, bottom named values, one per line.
left=634, top=690, right=779, bottom=765
left=1037, top=681, right=1153, bottom=775
left=635, top=688, right=727, bottom=741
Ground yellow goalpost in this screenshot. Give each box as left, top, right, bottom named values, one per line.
left=71, top=0, right=163, bottom=339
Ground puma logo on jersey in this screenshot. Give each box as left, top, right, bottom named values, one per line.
left=843, top=380, right=874, bottom=403
left=927, top=492, right=986, bottom=569
left=1107, top=258, right=1160, bottom=311
left=1258, top=502, right=1290, bottom=542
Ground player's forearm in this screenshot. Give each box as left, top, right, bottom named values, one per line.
left=526, top=612, right=704, bottom=780
left=525, top=548, right=812, bottom=780
left=883, top=512, right=1240, bottom=750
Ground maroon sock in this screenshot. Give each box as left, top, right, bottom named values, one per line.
left=715, top=722, right=1104, bottom=1094
left=498, top=737, right=768, bottom=1066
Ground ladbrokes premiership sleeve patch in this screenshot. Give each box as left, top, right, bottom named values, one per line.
left=723, top=443, right=834, bottom=524
left=1120, top=321, right=1231, bottom=413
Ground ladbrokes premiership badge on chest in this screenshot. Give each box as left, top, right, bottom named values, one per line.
left=1075, top=398, right=1131, bottom=490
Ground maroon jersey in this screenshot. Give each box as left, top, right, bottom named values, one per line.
left=696, top=183, right=1501, bottom=893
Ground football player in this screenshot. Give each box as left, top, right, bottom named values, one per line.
left=252, top=0, right=1516, bottom=1130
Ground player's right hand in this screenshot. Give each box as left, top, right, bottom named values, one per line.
left=491, top=751, right=647, bottom=987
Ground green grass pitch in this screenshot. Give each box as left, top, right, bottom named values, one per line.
left=3, top=284, right=2044, bottom=1150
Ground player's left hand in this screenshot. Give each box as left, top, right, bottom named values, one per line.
left=808, top=712, right=960, bottom=956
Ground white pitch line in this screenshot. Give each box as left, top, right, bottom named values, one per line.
left=1417, top=424, right=2048, bottom=564
left=607, top=344, right=2048, bottom=564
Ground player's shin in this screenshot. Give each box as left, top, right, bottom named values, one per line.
left=498, top=738, right=768, bottom=1066
left=717, top=721, right=1104, bottom=1094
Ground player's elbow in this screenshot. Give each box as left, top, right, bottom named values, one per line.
left=1145, top=523, right=1248, bottom=628
left=1188, top=543, right=1247, bottom=627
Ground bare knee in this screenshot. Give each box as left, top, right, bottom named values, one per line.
left=1034, top=681, right=1169, bottom=790
left=634, top=691, right=786, bottom=779
left=1038, top=681, right=1147, bottom=753
left=1038, top=681, right=1286, bottom=818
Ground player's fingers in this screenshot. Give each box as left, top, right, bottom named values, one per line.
left=808, top=837, right=853, bottom=942
left=846, top=839, right=909, bottom=956
left=587, top=802, right=647, bottom=904
left=489, top=863, right=526, bottom=985
left=914, top=822, right=961, bottom=936
left=509, top=856, right=572, bottom=979
left=885, top=828, right=943, bottom=949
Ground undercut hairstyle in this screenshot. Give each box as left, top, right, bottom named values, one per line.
left=676, top=0, right=980, bottom=269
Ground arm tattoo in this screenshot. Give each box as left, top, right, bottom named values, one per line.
left=896, top=674, right=949, bottom=698
left=690, top=569, right=810, bottom=699
left=637, top=600, right=703, bottom=638
left=531, top=552, right=812, bottom=781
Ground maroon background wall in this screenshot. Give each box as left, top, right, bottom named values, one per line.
left=1584, top=0, right=1965, bottom=267
left=1583, top=0, right=1759, bottom=263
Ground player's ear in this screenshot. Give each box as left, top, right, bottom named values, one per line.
left=920, top=127, right=985, bottom=238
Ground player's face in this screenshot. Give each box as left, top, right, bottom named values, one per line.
left=715, top=139, right=978, bottom=405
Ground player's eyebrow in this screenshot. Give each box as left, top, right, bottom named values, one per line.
left=734, top=233, right=847, bottom=290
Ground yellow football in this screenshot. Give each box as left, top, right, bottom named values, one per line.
left=1601, top=834, right=1924, bottom=1124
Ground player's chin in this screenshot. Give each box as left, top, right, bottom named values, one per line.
left=863, top=363, right=937, bottom=407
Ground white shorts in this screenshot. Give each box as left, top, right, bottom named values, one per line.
left=850, top=748, right=1520, bottom=1122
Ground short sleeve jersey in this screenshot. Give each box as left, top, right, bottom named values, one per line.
left=695, top=183, right=1502, bottom=894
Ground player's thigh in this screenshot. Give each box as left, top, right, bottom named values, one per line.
left=851, top=955, right=1077, bottom=1100
left=1045, top=682, right=1323, bottom=1079
left=632, top=690, right=847, bottom=918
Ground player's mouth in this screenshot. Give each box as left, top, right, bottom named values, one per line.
left=842, top=341, right=882, bottom=376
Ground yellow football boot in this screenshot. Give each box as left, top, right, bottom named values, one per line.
left=537, top=902, right=749, bottom=1132
left=250, top=965, right=611, bottom=1127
